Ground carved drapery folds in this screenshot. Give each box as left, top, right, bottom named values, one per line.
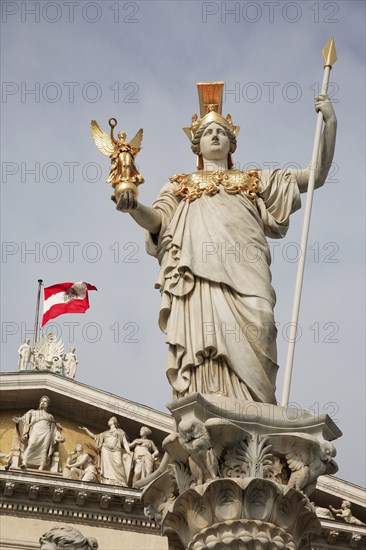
left=143, top=393, right=342, bottom=550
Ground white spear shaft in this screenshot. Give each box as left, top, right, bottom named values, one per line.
left=281, top=38, right=337, bottom=407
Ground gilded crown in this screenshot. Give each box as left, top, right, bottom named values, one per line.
left=183, top=82, right=240, bottom=142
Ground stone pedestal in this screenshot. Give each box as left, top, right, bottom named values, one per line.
left=142, top=393, right=342, bottom=550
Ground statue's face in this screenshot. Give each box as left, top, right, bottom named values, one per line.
left=39, top=397, right=49, bottom=410
left=108, top=417, right=117, bottom=428
left=199, top=122, right=230, bottom=161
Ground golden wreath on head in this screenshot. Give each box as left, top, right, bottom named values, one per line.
left=183, top=82, right=240, bottom=142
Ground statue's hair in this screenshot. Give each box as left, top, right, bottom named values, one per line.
left=39, top=395, right=51, bottom=405
left=140, top=426, right=152, bottom=437
left=191, top=122, right=237, bottom=156
left=39, top=525, right=98, bottom=549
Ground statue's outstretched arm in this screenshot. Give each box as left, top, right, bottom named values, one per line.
left=296, top=94, right=337, bottom=193
left=79, top=426, right=95, bottom=439
left=116, top=190, right=162, bottom=235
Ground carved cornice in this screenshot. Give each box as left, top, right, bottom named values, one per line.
left=313, top=521, right=366, bottom=549
left=0, top=470, right=159, bottom=534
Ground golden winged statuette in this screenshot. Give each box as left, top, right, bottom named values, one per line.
left=90, top=118, right=144, bottom=203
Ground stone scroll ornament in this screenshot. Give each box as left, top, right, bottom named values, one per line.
left=90, top=118, right=144, bottom=203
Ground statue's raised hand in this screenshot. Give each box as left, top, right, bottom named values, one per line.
left=315, top=94, right=336, bottom=123
left=116, top=190, right=139, bottom=212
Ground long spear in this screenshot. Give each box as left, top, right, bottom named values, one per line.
left=281, top=38, right=337, bottom=407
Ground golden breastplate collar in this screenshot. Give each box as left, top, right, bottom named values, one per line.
left=170, top=169, right=259, bottom=203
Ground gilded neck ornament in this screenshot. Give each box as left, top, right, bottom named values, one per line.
left=170, top=169, right=259, bottom=203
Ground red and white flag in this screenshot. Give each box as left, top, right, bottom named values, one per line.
left=42, top=282, right=97, bottom=327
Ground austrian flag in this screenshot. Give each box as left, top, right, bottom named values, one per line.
left=41, top=282, right=97, bottom=327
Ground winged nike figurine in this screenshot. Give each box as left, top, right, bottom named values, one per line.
left=90, top=118, right=144, bottom=202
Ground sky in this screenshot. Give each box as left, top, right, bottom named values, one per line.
left=1, top=0, right=365, bottom=487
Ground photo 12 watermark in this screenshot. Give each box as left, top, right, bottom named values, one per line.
left=2, top=241, right=141, bottom=264
left=2, top=81, right=139, bottom=103
left=202, top=320, right=340, bottom=346
left=201, top=2, right=340, bottom=24
left=2, top=1, right=140, bottom=24
left=2, top=320, right=140, bottom=344
left=201, top=240, right=340, bottom=265
left=221, top=80, right=339, bottom=104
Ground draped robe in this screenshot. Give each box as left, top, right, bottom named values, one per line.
left=94, top=428, right=129, bottom=486
left=146, top=169, right=301, bottom=404
left=18, top=409, right=57, bottom=467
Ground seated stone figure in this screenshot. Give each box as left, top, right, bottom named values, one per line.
left=62, top=443, right=98, bottom=482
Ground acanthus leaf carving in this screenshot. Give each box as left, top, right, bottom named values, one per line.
left=222, top=434, right=273, bottom=480
left=168, top=462, right=195, bottom=494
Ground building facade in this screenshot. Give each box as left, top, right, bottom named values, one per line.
left=0, top=371, right=365, bottom=549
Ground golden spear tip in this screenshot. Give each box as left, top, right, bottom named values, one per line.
left=322, top=37, right=337, bottom=68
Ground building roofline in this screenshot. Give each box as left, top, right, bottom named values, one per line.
left=0, top=371, right=174, bottom=433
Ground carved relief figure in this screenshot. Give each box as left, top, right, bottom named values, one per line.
left=80, top=417, right=131, bottom=486
left=265, top=433, right=337, bottom=495
left=18, top=338, right=32, bottom=370
left=329, top=500, right=365, bottom=525
left=63, top=347, right=78, bottom=378
left=130, top=427, right=159, bottom=487
left=0, top=452, right=11, bottom=470
left=13, top=396, right=65, bottom=470
left=178, top=418, right=219, bottom=485
left=116, top=82, right=337, bottom=404
left=62, top=443, right=98, bottom=482
left=39, top=525, right=98, bottom=550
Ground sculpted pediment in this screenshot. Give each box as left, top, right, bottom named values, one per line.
left=0, top=372, right=173, bottom=490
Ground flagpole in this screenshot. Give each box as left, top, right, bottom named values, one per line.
left=281, top=38, right=337, bottom=407
left=33, top=279, right=43, bottom=345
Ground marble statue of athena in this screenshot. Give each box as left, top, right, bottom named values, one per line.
left=116, top=82, right=337, bottom=404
